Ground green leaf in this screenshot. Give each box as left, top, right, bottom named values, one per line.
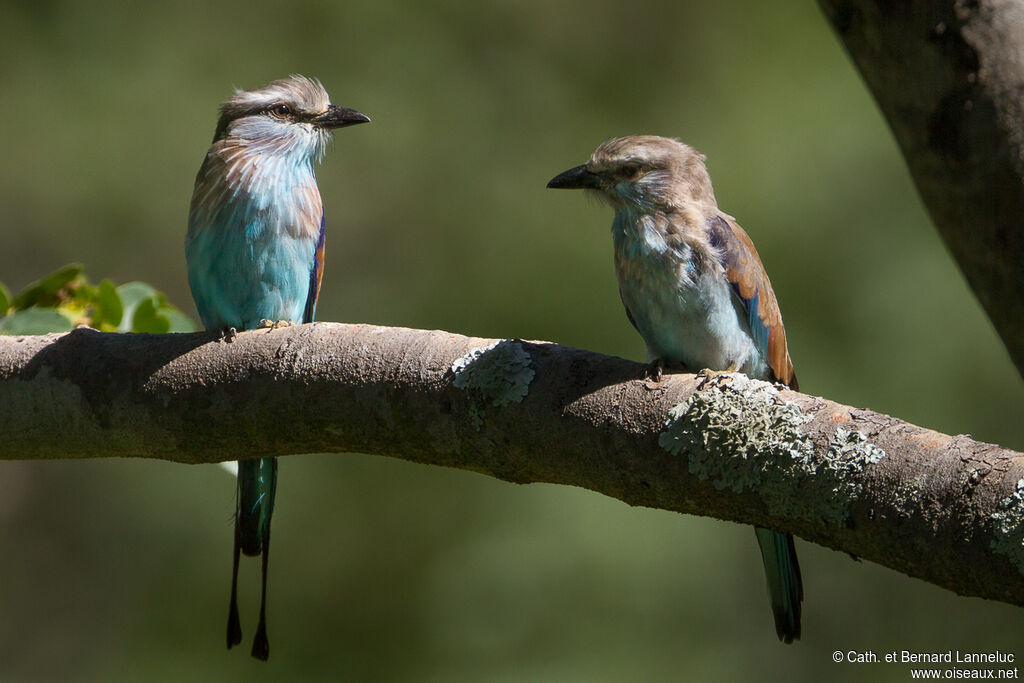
left=12, top=263, right=84, bottom=309
left=94, top=279, right=123, bottom=328
left=116, top=281, right=197, bottom=333
left=5, top=271, right=196, bottom=334
left=131, top=297, right=170, bottom=334
left=117, top=282, right=159, bottom=332
left=0, top=307, right=74, bottom=334
left=160, top=308, right=197, bottom=333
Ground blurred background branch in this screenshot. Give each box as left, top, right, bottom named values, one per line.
left=3, top=323, right=1022, bottom=610
left=818, top=0, right=1024, bottom=379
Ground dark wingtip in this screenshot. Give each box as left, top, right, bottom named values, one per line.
left=755, top=528, right=803, bottom=645
left=227, top=527, right=243, bottom=648
left=251, top=522, right=272, bottom=661
left=251, top=625, right=270, bottom=661
left=227, top=605, right=242, bottom=649
left=775, top=614, right=801, bottom=644
left=773, top=532, right=802, bottom=644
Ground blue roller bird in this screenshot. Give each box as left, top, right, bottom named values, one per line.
left=185, top=75, right=369, bottom=659
left=548, top=135, right=803, bottom=643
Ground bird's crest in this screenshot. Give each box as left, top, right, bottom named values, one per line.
left=577, top=136, right=719, bottom=224
left=213, top=75, right=331, bottom=141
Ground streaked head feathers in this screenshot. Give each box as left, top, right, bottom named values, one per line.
left=211, top=75, right=369, bottom=160
left=214, top=75, right=330, bottom=138
left=548, top=135, right=717, bottom=217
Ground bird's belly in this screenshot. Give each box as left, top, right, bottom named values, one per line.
left=619, top=260, right=765, bottom=376
left=186, top=226, right=316, bottom=330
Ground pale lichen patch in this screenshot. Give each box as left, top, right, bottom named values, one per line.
left=822, top=427, right=886, bottom=487
left=990, top=477, right=1024, bottom=575
left=658, top=374, right=887, bottom=526
left=658, top=374, right=813, bottom=492
left=452, top=340, right=535, bottom=429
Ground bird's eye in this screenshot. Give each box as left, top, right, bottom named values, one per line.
left=269, top=104, right=291, bottom=117
left=620, top=164, right=642, bottom=180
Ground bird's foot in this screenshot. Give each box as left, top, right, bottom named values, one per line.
left=645, top=358, right=665, bottom=382
left=696, top=364, right=739, bottom=389
left=259, top=319, right=294, bottom=330
left=644, top=358, right=690, bottom=385
left=220, top=326, right=238, bottom=343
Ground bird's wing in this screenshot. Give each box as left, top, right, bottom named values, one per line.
left=707, top=213, right=797, bottom=390
left=619, top=286, right=640, bottom=333
left=302, top=210, right=327, bottom=324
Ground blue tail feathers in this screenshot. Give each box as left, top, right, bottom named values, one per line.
left=754, top=527, right=802, bottom=644
left=228, top=457, right=278, bottom=660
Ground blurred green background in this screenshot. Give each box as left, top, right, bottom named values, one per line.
left=3, top=1, right=1024, bottom=681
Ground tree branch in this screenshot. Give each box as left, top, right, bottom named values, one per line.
left=2, top=323, right=1023, bottom=608
left=817, top=0, right=1024, bottom=378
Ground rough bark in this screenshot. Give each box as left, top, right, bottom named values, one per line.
left=817, top=0, right=1024, bottom=378
left=1, top=323, right=1023, bottom=608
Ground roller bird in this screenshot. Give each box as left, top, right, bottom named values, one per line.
left=185, top=74, right=369, bottom=659
left=548, top=135, right=802, bottom=643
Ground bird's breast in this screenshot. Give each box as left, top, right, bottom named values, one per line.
left=185, top=153, right=324, bottom=330
left=613, top=215, right=767, bottom=376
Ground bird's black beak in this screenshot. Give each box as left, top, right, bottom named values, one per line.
left=546, top=164, right=601, bottom=190
left=313, top=105, right=371, bottom=129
